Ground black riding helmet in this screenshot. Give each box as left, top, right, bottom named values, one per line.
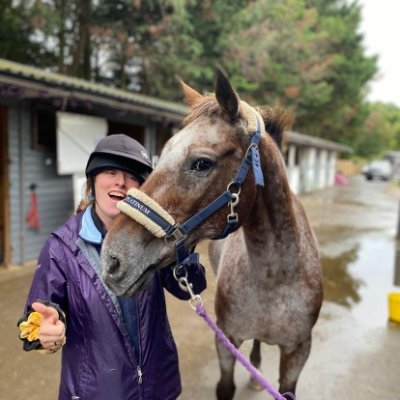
left=85, top=134, right=153, bottom=184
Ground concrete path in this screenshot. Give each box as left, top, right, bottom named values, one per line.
left=1, top=175, right=399, bottom=400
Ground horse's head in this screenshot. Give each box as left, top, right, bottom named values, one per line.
left=101, top=70, right=290, bottom=296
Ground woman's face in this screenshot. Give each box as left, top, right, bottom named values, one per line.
left=94, top=169, right=140, bottom=229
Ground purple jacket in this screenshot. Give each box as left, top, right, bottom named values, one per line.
left=24, top=210, right=207, bottom=400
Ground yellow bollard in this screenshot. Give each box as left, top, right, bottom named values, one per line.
left=388, top=292, right=400, bottom=323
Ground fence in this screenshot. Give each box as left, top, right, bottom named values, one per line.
left=336, top=159, right=364, bottom=176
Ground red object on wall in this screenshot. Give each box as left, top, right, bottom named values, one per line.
left=26, top=184, right=40, bottom=230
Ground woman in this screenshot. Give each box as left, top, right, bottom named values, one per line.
left=18, top=134, right=207, bottom=400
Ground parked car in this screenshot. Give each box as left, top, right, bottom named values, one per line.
left=362, top=160, right=392, bottom=181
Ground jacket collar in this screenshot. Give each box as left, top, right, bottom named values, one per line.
left=79, top=206, right=103, bottom=245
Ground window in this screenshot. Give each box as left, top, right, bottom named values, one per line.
left=108, top=120, right=145, bottom=144
left=32, top=105, right=56, bottom=151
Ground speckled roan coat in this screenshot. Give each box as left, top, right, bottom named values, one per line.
left=102, top=71, right=323, bottom=400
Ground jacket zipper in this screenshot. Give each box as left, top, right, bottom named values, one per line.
left=135, top=299, right=145, bottom=396
left=137, top=365, right=143, bottom=384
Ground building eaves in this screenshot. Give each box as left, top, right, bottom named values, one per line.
left=286, top=130, right=352, bottom=153
left=0, top=58, right=188, bottom=122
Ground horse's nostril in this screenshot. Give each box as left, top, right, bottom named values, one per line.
left=108, top=255, right=120, bottom=274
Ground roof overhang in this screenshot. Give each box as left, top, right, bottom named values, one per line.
left=286, top=130, right=352, bottom=153
left=0, top=59, right=188, bottom=123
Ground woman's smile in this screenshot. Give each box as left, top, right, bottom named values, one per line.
left=94, top=169, right=140, bottom=229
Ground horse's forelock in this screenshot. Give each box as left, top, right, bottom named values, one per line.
left=183, top=94, right=219, bottom=126
left=184, top=95, right=265, bottom=136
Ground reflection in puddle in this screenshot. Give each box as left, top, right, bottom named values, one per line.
left=315, top=225, right=386, bottom=248
left=321, top=244, right=364, bottom=307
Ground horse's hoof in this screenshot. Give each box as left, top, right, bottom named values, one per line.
left=216, top=381, right=235, bottom=400
left=247, top=376, right=264, bottom=391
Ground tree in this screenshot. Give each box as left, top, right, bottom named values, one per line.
left=1, top=0, right=383, bottom=157
left=0, top=0, right=56, bottom=66
left=219, top=0, right=377, bottom=144
left=68, top=0, right=92, bottom=79
left=90, top=0, right=179, bottom=90
left=355, top=102, right=400, bottom=158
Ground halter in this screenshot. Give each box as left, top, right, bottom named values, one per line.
left=117, top=110, right=265, bottom=270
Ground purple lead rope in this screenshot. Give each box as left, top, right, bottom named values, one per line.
left=195, top=302, right=296, bottom=400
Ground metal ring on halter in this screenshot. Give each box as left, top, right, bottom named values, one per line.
left=227, top=181, right=242, bottom=196
left=173, top=264, right=188, bottom=282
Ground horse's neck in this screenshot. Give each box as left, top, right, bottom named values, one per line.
left=242, top=135, right=299, bottom=262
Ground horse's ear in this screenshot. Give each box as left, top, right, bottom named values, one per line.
left=181, top=81, right=203, bottom=107
left=215, top=68, right=240, bottom=121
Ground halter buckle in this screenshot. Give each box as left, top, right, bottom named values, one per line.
left=164, top=223, right=187, bottom=246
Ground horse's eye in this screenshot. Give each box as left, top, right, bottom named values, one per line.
left=191, top=158, right=214, bottom=172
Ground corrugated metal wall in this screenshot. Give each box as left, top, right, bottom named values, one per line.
left=8, top=102, right=74, bottom=264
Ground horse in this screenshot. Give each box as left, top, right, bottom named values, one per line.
left=101, top=70, right=323, bottom=400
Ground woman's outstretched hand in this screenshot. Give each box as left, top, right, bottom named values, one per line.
left=31, top=302, right=66, bottom=350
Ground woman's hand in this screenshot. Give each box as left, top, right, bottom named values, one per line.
left=31, top=302, right=66, bottom=351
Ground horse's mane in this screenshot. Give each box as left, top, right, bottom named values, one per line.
left=256, top=106, right=293, bottom=150
left=183, top=94, right=293, bottom=151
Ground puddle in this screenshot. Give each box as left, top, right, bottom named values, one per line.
left=319, top=233, right=398, bottom=328
left=315, top=225, right=386, bottom=248
left=333, top=199, right=373, bottom=207
left=321, top=244, right=363, bottom=307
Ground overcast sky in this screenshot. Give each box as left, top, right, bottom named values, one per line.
left=358, top=0, right=400, bottom=106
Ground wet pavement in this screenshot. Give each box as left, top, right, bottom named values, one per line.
left=1, top=175, right=400, bottom=400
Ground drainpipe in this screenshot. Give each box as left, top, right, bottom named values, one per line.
left=18, top=103, right=25, bottom=264
left=144, top=123, right=156, bottom=161
left=397, top=200, right=400, bottom=239
left=395, top=201, right=400, bottom=285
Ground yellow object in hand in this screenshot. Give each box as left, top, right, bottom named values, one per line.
left=19, top=312, right=43, bottom=342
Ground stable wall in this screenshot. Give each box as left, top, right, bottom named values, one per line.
left=8, top=102, right=73, bottom=264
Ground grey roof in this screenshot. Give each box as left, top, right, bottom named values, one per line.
left=0, top=58, right=187, bottom=122
left=286, top=130, right=352, bottom=153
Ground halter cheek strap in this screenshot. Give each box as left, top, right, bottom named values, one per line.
left=117, top=111, right=265, bottom=267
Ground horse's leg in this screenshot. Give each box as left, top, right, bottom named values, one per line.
left=278, top=337, right=312, bottom=398
left=247, top=339, right=264, bottom=391
left=215, top=335, right=243, bottom=400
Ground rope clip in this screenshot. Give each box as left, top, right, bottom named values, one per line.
left=173, top=266, right=203, bottom=310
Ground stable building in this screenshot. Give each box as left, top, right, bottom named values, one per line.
left=285, top=131, right=351, bottom=194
